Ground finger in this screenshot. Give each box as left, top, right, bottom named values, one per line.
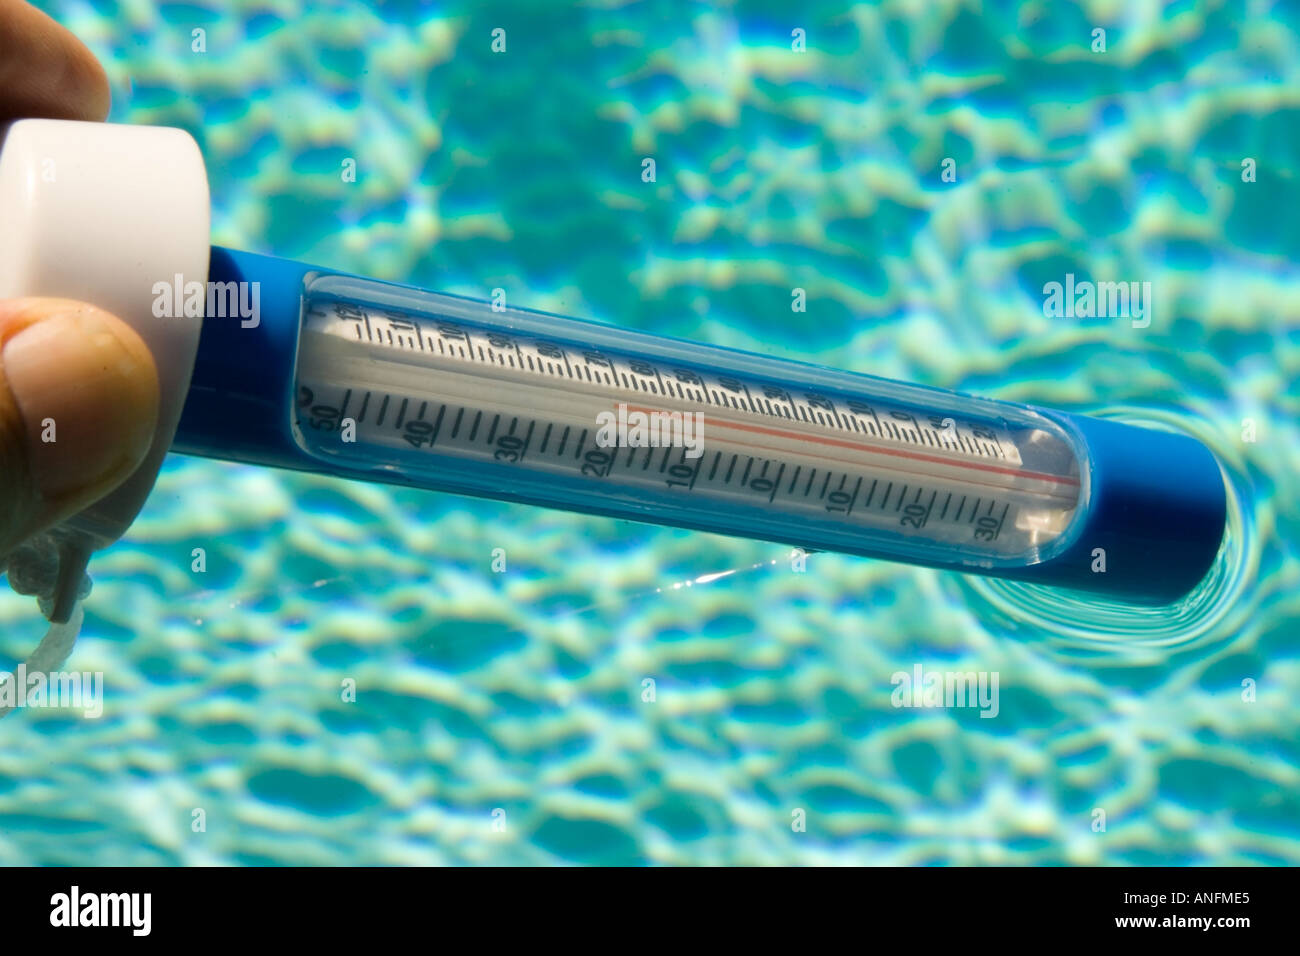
left=0, top=298, right=158, bottom=556
left=0, top=0, right=111, bottom=122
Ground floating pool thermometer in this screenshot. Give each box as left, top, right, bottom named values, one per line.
left=0, top=121, right=1228, bottom=657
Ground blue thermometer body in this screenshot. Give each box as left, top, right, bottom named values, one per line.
left=171, top=247, right=1227, bottom=606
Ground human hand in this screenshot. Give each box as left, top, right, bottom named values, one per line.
left=0, top=1, right=160, bottom=559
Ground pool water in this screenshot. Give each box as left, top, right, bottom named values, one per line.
left=0, top=0, right=1296, bottom=865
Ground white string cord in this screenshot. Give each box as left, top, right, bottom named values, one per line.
left=0, top=529, right=91, bottom=721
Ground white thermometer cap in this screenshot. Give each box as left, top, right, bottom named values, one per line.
left=0, top=119, right=210, bottom=620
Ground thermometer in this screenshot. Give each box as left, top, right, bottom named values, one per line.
left=0, top=120, right=1228, bottom=643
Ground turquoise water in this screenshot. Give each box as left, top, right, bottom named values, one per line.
left=1, top=0, right=1297, bottom=865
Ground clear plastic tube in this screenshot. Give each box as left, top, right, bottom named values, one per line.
left=290, top=273, right=1085, bottom=572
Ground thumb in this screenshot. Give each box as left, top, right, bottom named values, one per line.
left=0, top=298, right=159, bottom=557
